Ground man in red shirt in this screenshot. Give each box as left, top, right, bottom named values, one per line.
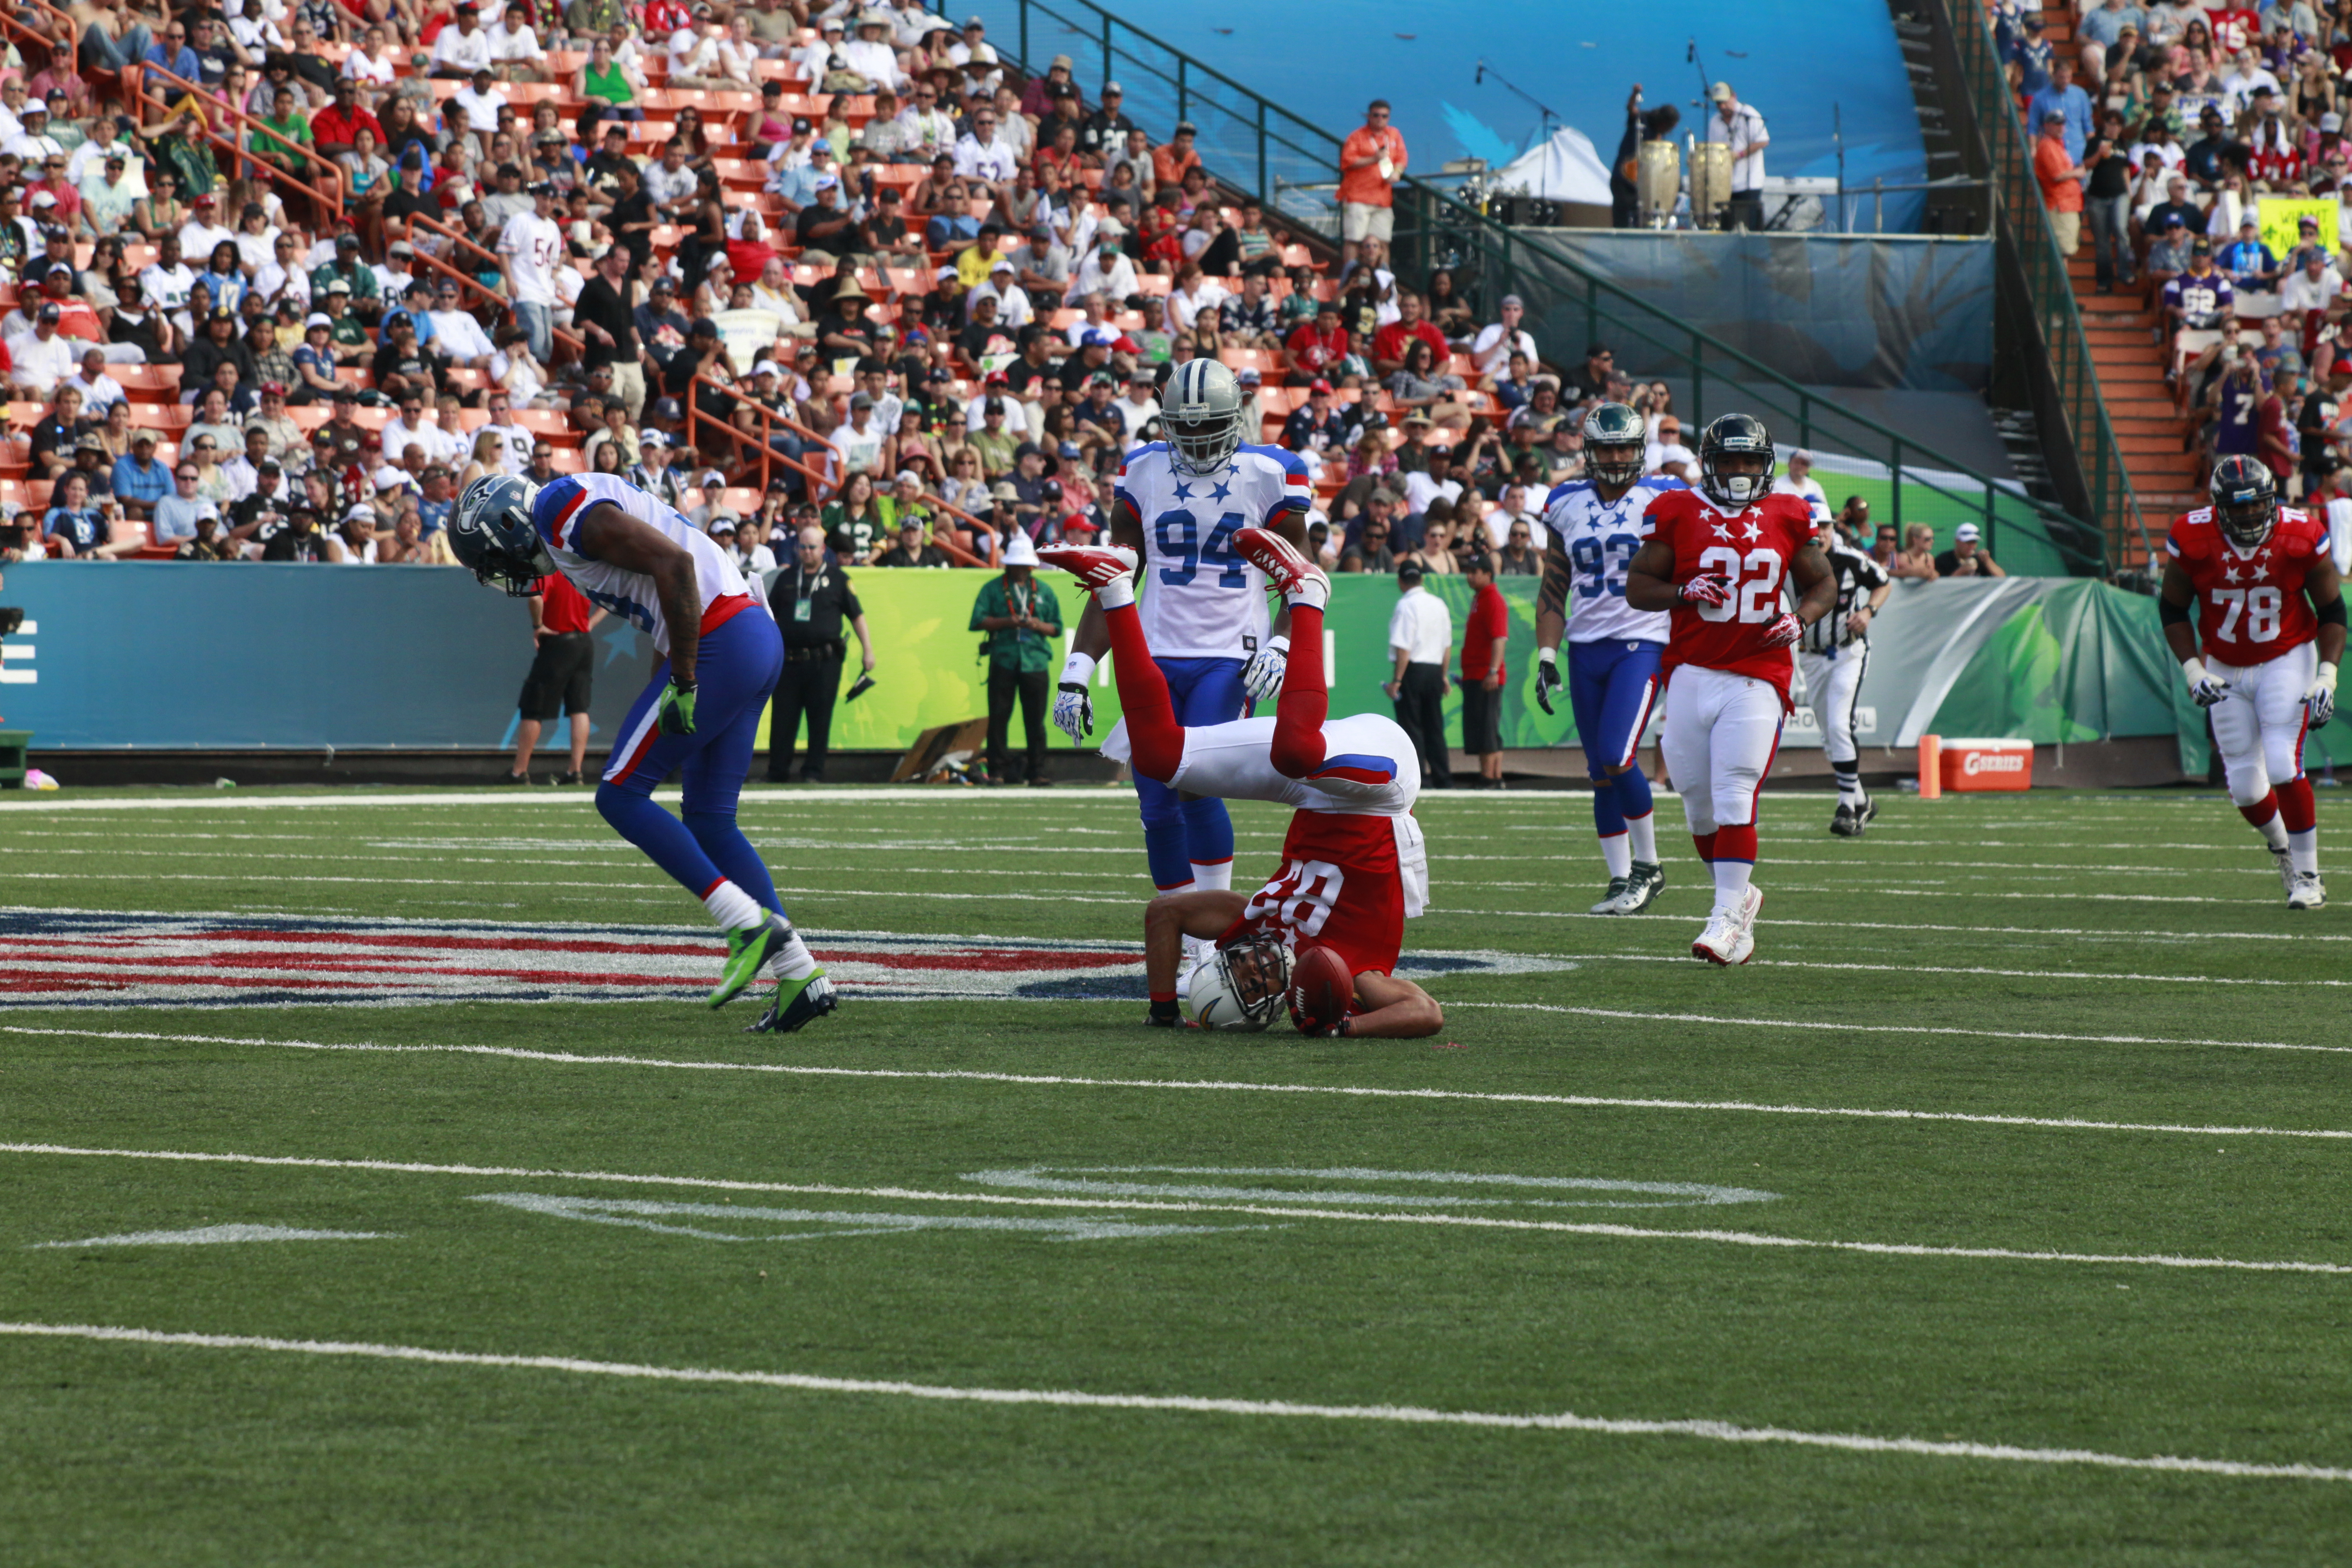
left=1284, top=302, right=1348, bottom=386
left=1460, top=552, right=1509, bottom=786
left=1338, top=99, right=1406, bottom=264
left=506, top=573, right=606, bottom=785
left=1625, top=412, right=1835, bottom=965
left=2032, top=108, right=2085, bottom=256
left=311, top=77, right=387, bottom=162
left=1371, top=290, right=1450, bottom=379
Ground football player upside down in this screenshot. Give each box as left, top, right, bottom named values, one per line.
left=1041, top=529, right=1444, bottom=1039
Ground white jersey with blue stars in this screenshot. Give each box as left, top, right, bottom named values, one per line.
left=1542, top=475, right=1687, bottom=645
left=531, top=471, right=760, bottom=656
left=1114, top=440, right=1310, bottom=660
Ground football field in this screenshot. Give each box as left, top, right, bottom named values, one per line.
left=3, top=781, right=2351, bottom=1564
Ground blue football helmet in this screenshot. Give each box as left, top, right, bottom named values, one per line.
left=449, top=474, right=551, bottom=596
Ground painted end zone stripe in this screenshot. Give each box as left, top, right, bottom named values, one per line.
left=0, top=1323, right=2342, bottom=1484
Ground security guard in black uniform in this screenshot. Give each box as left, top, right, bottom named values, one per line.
left=766, top=524, right=875, bottom=784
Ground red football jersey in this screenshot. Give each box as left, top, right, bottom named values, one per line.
left=2207, top=7, right=2261, bottom=53
left=1645, top=487, right=1820, bottom=707
left=2166, top=505, right=2328, bottom=663
left=1224, top=809, right=1406, bottom=978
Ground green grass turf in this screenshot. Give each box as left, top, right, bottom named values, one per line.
left=3, top=782, right=2352, bottom=1564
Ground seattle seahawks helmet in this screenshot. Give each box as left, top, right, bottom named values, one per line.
left=1162, top=357, right=1246, bottom=477
left=449, top=474, right=550, bottom=596
left=1584, top=401, right=1648, bottom=489
left=1180, top=930, right=1295, bottom=1032
left=1697, top=412, right=1776, bottom=509
left=2209, top=453, right=2277, bottom=549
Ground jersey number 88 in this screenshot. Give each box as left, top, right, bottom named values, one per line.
left=1694, top=546, right=1787, bottom=623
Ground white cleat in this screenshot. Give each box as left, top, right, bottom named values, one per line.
left=1173, top=941, right=1202, bottom=1001
left=2288, top=870, right=2327, bottom=910
left=2271, top=846, right=2295, bottom=898
left=1692, top=887, right=1762, bottom=966
left=1589, top=876, right=1629, bottom=915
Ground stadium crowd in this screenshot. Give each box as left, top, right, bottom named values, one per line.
left=2012, top=0, right=2352, bottom=498
left=0, top=0, right=1630, bottom=578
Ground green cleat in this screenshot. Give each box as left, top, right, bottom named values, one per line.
left=745, top=971, right=839, bottom=1033
left=709, top=921, right=788, bottom=1009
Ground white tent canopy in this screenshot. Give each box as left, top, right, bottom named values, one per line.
left=1492, top=124, right=1613, bottom=206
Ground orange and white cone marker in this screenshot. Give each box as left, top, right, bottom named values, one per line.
left=1918, top=734, right=1942, bottom=801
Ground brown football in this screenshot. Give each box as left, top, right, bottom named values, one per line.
left=1288, top=944, right=1354, bottom=1037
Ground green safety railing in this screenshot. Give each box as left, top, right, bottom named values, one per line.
left=1943, top=0, right=2152, bottom=568
left=950, top=0, right=2113, bottom=574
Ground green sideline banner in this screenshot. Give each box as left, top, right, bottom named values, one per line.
left=0, top=563, right=2333, bottom=775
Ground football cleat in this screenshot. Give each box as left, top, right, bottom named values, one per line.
left=1589, top=876, right=1629, bottom=915
left=1231, top=527, right=1330, bottom=607
left=745, top=970, right=838, bottom=1033
left=1037, top=544, right=1139, bottom=592
left=1854, top=797, right=1879, bottom=835
left=1612, top=861, right=1665, bottom=913
left=2272, top=845, right=2295, bottom=898
left=710, top=920, right=788, bottom=1008
left=2289, top=870, right=2327, bottom=910
left=1693, top=887, right=1762, bottom=966
left=1829, top=803, right=1858, bottom=838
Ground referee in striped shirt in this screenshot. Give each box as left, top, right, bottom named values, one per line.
left=1798, top=522, right=1892, bottom=836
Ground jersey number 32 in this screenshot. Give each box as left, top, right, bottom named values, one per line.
left=1694, top=546, right=1786, bottom=623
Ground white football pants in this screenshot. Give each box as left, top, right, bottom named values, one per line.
left=2208, top=641, right=2317, bottom=806
left=1661, top=664, right=1787, bottom=836
left=1798, top=643, right=1868, bottom=765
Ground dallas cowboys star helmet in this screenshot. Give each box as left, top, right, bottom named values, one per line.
left=449, top=474, right=551, bottom=596
left=1697, top=411, right=1777, bottom=508
left=1162, top=357, right=1246, bottom=477
left=1180, top=930, right=1295, bottom=1032
left=2209, top=454, right=2277, bottom=549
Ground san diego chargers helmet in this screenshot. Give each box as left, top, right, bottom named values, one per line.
left=1697, top=412, right=1776, bottom=508
left=1162, top=357, right=1246, bottom=477
left=449, top=474, right=550, bottom=596
left=2210, top=454, right=2277, bottom=549
left=1181, top=931, right=1295, bottom=1032
left=1583, top=401, right=1648, bottom=489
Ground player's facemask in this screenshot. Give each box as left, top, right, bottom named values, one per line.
left=1184, top=931, right=1295, bottom=1032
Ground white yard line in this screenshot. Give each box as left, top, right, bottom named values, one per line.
left=2, top=1320, right=2340, bottom=1483
left=1434, top=907, right=2352, bottom=939
left=0, top=789, right=1571, bottom=815
left=1446, top=1002, right=2351, bottom=1057
left=0, top=1139, right=2342, bottom=1276
left=1529, top=953, right=2351, bottom=988
left=8, top=1026, right=2349, bottom=1141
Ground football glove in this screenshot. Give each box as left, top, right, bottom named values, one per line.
left=1678, top=572, right=1733, bottom=609
left=1758, top=612, right=1804, bottom=649
left=1240, top=635, right=1289, bottom=704
left=656, top=678, right=697, bottom=735
left=1053, top=651, right=1096, bottom=742
left=2182, top=658, right=2231, bottom=709
left=1534, top=647, right=1563, bottom=715
left=2308, top=660, right=2340, bottom=726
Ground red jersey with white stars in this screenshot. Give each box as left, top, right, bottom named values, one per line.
left=1224, top=810, right=1412, bottom=977
left=1645, top=488, right=1820, bottom=706
left=2165, top=505, right=2328, bottom=663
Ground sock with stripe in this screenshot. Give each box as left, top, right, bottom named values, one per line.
left=1612, top=766, right=1656, bottom=863
left=1692, top=829, right=1720, bottom=864
left=2241, top=791, right=2291, bottom=853
left=1830, top=759, right=1864, bottom=807
left=2278, top=777, right=2320, bottom=874
left=699, top=877, right=767, bottom=932
left=1709, top=823, right=1759, bottom=916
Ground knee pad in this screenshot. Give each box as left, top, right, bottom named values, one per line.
left=2223, top=751, right=2272, bottom=808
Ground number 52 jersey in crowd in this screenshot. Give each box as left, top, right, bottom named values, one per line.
left=1644, top=488, right=1820, bottom=706
left=531, top=471, right=763, bottom=656
left=2165, top=504, right=2329, bottom=665
left=1541, top=474, right=1687, bottom=644
left=1114, top=440, right=1311, bottom=660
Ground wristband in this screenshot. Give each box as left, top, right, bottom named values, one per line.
left=2321, top=660, right=2341, bottom=687
left=1264, top=634, right=1289, bottom=654
left=1539, top=647, right=1558, bottom=667
left=2181, top=657, right=2211, bottom=687
left=1059, top=651, right=1097, bottom=686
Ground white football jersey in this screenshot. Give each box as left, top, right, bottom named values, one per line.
left=1115, top=440, right=1310, bottom=660
left=531, top=471, right=761, bottom=655
left=1542, top=475, right=1686, bottom=645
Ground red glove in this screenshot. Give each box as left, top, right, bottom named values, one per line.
left=1758, top=612, right=1804, bottom=648
left=1677, top=572, right=1733, bottom=608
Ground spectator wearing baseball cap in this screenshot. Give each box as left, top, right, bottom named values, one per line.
left=2033, top=108, right=2087, bottom=257
left=1933, top=522, right=2004, bottom=579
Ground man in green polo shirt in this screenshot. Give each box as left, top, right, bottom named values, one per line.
left=969, top=531, right=1064, bottom=786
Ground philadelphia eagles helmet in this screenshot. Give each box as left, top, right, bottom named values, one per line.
left=1584, top=401, right=1648, bottom=489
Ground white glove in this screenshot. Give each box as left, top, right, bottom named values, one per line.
left=2308, top=660, right=2340, bottom=726
left=1678, top=572, right=1733, bottom=608
left=1054, top=651, right=1096, bottom=742
left=1240, top=635, right=1289, bottom=704
left=1757, top=612, right=1804, bottom=649
left=2183, top=657, right=2231, bottom=709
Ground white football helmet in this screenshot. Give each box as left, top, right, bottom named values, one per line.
left=1180, top=931, right=1295, bottom=1031
left=1162, top=358, right=1246, bottom=476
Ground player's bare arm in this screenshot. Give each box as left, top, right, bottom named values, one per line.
left=1790, top=541, right=1836, bottom=626
left=1142, top=890, right=1250, bottom=998
left=1622, top=537, right=1685, bottom=611
left=2158, top=557, right=2202, bottom=665
left=2308, top=556, right=2347, bottom=667
left=1341, top=970, right=1443, bottom=1039
left=573, top=503, right=705, bottom=685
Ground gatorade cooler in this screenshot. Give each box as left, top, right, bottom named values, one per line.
left=1928, top=736, right=2034, bottom=793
